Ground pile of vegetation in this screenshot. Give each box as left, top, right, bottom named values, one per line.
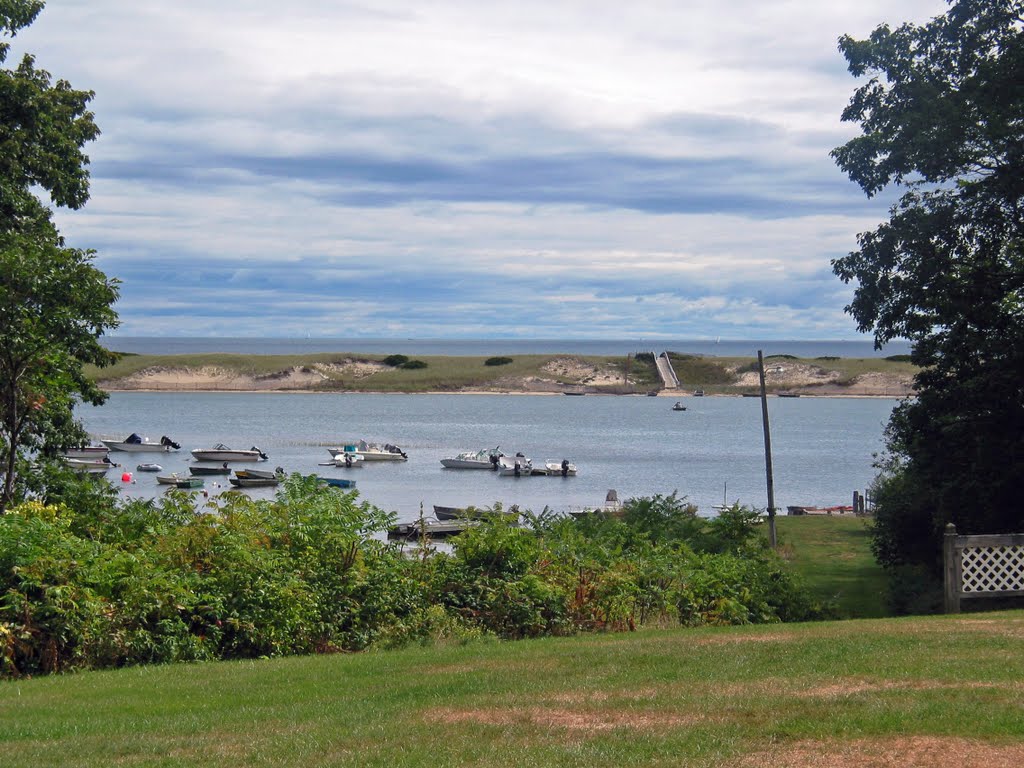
left=0, top=480, right=822, bottom=677
left=484, top=357, right=513, bottom=366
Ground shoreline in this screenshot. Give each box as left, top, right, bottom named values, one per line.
left=99, top=387, right=908, bottom=399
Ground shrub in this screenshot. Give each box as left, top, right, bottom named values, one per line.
left=382, top=354, right=409, bottom=367
left=485, top=357, right=513, bottom=366
left=400, top=360, right=427, bottom=369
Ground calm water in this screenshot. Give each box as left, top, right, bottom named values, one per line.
left=79, top=392, right=899, bottom=522
left=101, top=337, right=911, bottom=359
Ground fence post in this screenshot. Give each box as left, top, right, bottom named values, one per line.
left=943, top=523, right=960, bottom=614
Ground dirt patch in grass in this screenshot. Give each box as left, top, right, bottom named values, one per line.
left=796, top=677, right=1021, bottom=698
left=435, top=705, right=704, bottom=732
left=737, top=736, right=1024, bottom=767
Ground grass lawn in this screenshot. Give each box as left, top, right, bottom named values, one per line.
left=773, top=515, right=889, bottom=618
left=2, top=612, right=1022, bottom=767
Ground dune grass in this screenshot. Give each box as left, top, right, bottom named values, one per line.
left=2, top=611, right=1022, bottom=767
left=87, top=352, right=916, bottom=395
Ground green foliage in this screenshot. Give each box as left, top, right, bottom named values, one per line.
left=0, top=4, right=117, bottom=512
left=484, top=356, right=513, bottom=366
left=833, top=0, right=1024, bottom=584
left=399, top=359, right=427, bottom=370
left=381, top=354, right=409, bottom=367
left=883, top=354, right=912, bottom=362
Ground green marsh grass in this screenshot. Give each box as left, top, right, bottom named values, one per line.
left=2, top=612, right=1023, bottom=767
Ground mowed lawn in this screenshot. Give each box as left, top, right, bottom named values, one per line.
left=773, top=515, right=889, bottom=618
left=2, top=611, right=1023, bottom=767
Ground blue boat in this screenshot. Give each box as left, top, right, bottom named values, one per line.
left=319, top=477, right=357, bottom=489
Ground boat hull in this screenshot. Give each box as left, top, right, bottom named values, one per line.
left=103, top=440, right=175, bottom=452
left=191, top=450, right=265, bottom=462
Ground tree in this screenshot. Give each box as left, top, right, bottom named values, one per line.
left=832, top=0, right=1024, bottom=588
left=0, top=2, right=119, bottom=512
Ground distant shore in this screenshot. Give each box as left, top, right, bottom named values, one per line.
left=91, top=351, right=916, bottom=398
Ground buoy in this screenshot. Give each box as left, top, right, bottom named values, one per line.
left=121, top=472, right=132, bottom=483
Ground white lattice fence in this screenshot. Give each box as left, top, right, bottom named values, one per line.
left=944, top=524, right=1024, bottom=612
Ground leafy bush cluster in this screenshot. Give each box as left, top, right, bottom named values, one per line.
left=381, top=355, right=409, bottom=367
left=0, top=484, right=821, bottom=677
left=484, top=357, right=513, bottom=367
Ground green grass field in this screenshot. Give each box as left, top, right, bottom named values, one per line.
left=773, top=515, right=888, bottom=618
left=2, top=611, right=1022, bottom=767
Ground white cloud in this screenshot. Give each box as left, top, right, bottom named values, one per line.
left=13, top=0, right=950, bottom=339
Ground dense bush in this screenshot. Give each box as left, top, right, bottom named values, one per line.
left=399, top=360, right=428, bottom=370
left=484, top=357, right=513, bottom=366
left=0, top=484, right=822, bottom=677
left=381, top=355, right=409, bottom=367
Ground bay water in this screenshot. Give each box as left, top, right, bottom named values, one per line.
left=80, top=392, right=899, bottom=522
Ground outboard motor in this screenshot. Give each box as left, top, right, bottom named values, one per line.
left=561, top=459, right=570, bottom=477
left=160, top=435, right=181, bottom=449
left=253, top=446, right=269, bottom=461
left=490, top=453, right=499, bottom=470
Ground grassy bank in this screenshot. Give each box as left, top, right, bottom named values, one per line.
left=2, top=611, right=1022, bottom=767
left=774, top=515, right=888, bottom=618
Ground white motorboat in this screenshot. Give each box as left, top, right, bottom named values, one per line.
left=64, top=457, right=115, bottom=474
left=324, top=452, right=364, bottom=468
left=440, top=446, right=503, bottom=470
left=190, top=444, right=268, bottom=462
left=544, top=459, right=577, bottom=477
left=102, top=434, right=181, bottom=452
left=62, top=445, right=110, bottom=459
left=496, top=454, right=533, bottom=477
left=156, top=473, right=203, bottom=488
left=327, top=440, right=407, bottom=462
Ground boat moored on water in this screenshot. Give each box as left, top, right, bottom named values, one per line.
left=433, top=504, right=519, bottom=522
left=136, top=463, right=163, bottom=472
left=440, top=446, right=503, bottom=469
left=496, top=454, right=534, bottom=477
left=327, top=440, right=407, bottom=462
left=318, top=477, right=357, bottom=490
left=234, top=467, right=283, bottom=481
left=189, top=462, right=231, bottom=476
left=544, top=459, right=577, bottom=477
left=62, top=445, right=110, bottom=459
left=322, top=452, right=365, bottom=468
left=191, top=444, right=268, bottom=462
left=672, top=402, right=687, bottom=411
left=156, top=473, right=203, bottom=488
left=64, top=457, right=116, bottom=473
left=103, top=434, right=181, bottom=452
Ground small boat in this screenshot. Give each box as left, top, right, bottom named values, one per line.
left=327, top=441, right=408, bottom=462
left=433, top=504, right=519, bottom=521
left=672, top=402, right=687, bottom=411
left=318, top=477, right=357, bottom=489
left=646, top=390, right=659, bottom=397
left=496, top=454, right=532, bottom=477
left=563, top=391, right=586, bottom=396
left=234, top=467, right=283, bottom=480
left=440, top=446, right=503, bottom=470
left=136, top=463, right=163, bottom=472
left=568, top=489, right=621, bottom=518
left=544, top=459, right=577, bottom=477
left=693, top=390, right=705, bottom=397
left=191, top=444, right=268, bottom=462
left=189, top=463, right=231, bottom=476
left=323, top=452, right=365, bottom=468
left=229, top=476, right=280, bottom=488
left=103, top=434, right=181, bottom=452
left=156, top=473, right=203, bottom=489
left=62, top=445, right=110, bottom=459
left=64, top=457, right=116, bottom=473
left=777, top=392, right=802, bottom=398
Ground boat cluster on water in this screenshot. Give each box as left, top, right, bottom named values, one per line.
left=59, top=436, right=577, bottom=503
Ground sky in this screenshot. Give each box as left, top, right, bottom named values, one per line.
left=15, top=0, right=949, bottom=339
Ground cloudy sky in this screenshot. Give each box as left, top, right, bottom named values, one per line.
left=17, top=0, right=947, bottom=339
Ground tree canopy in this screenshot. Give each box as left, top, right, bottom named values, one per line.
left=832, top=0, right=1024, bottom=596
left=0, top=1, right=118, bottom=512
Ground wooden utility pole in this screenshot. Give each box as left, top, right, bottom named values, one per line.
left=757, top=350, right=777, bottom=547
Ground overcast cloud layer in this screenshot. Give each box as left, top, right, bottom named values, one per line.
left=17, top=0, right=948, bottom=339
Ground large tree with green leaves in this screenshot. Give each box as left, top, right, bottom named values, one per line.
left=0, top=1, right=119, bottom=512
left=832, top=0, right=1024, bottom=595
